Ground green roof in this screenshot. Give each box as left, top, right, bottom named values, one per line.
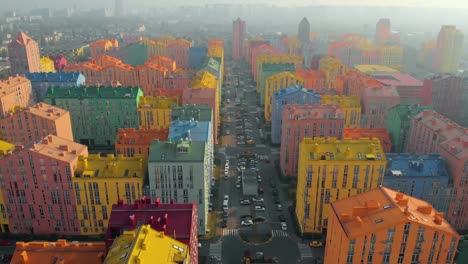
left=44, top=86, right=143, bottom=99
left=149, top=140, right=205, bottom=162
left=171, top=104, right=212, bottom=122
left=261, top=63, right=295, bottom=73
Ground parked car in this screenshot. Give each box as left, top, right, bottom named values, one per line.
left=240, top=199, right=251, bottom=205
left=276, top=204, right=283, bottom=211
left=281, top=222, right=287, bottom=231
left=240, top=215, right=252, bottom=220
left=236, top=183, right=241, bottom=188
left=252, top=197, right=264, bottom=202
left=254, top=206, right=266, bottom=212
left=241, top=219, right=253, bottom=226
left=224, top=195, right=229, bottom=201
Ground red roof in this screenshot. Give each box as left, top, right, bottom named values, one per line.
left=105, top=198, right=197, bottom=248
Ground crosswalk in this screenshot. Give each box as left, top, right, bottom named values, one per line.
left=222, top=229, right=238, bottom=237
left=298, top=243, right=314, bottom=258
left=209, top=240, right=222, bottom=259
left=271, top=229, right=288, bottom=237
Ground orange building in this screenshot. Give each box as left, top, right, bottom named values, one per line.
left=11, top=239, right=106, bottom=264
left=338, top=70, right=382, bottom=96
left=167, top=39, right=191, bottom=69
left=325, top=187, right=460, bottom=264
left=8, top=32, right=41, bottom=75
left=115, top=128, right=168, bottom=157
left=135, top=62, right=168, bottom=96
left=0, top=76, right=33, bottom=117
left=89, top=38, right=119, bottom=59
left=147, top=55, right=176, bottom=72
left=0, top=102, right=73, bottom=146
left=295, top=68, right=325, bottom=91
left=318, top=56, right=348, bottom=92
left=343, top=128, right=392, bottom=153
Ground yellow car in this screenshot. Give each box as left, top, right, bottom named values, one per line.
left=310, top=241, right=323, bottom=248
left=246, top=140, right=255, bottom=145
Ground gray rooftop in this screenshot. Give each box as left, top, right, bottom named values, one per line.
left=148, top=140, right=205, bottom=163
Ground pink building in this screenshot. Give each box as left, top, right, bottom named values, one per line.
left=182, top=88, right=218, bottom=144
left=232, top=18, right=246, bottom=61
left=147, top=55, right=176, bottom=73
left=0, top=76, right=33, bottom=118
left=0, top=102, right=73, bottom=146
left=250, top=44, right=277, bottom=81
left=49, top=55, right=68, bottom=72
left=407, top=110, right=465, bottom=155
left=8, top=32, right=41, bottom=74
left=422, top=74, right=463, bottom=121
left=0, top=135, right=88, bottom=234
left=167, top=39, right=191, bottom=69
left=165, top=69, right=195, bottom=90
left=372, top=72, right=424, bottom=105
left=361, top=86, right=400, bottom=128
left=280, top=104, right=344, bottom=177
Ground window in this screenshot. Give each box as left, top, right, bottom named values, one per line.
left=102, top=206, right=108, bottom=220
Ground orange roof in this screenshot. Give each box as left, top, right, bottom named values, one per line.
left=139, top=63, right=168, bottom=73
left=331, top=187, right=460, bottom=239
left=26, top=102, right=69, bottom=121
left=11, top=32, right=37, bottom=47
left=0, top=76, right=30, bottom=93
left=296, top=69, right=324, bottom=78
left=29, top=135, right=88, bottom=163
left=11, top=239, right=106, bottom=264
left=116, top=128, right=168, bottom=145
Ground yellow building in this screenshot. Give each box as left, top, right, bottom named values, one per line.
left=354, top=64, right=399, bottom=75
left=379, top=46, right=403, bottom=70
left=105, top=224, right=189, bottom=264
left=296, top=137, right=386, bottom=234
left=155, top=36, right=177, bottom=45
left=256, top=54, right=302, bottom=93
left=73, top=154, right=147, bottom=235
left=40, top=57, right=56, bottom=73
left=264, top=71, right=304, bottom=122
left=322, top=95, right=361, bottom=128
left=318, top=56, right=348, bottom=91
left=142, top=38, right=168, bottom=58
left=0, top=140, right=14, bottom=233
left=138, top=96, right=179, bottom=130
left=192, top=70, right=220, bottom=115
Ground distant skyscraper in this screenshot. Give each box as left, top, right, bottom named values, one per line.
left=115, top=0, right=124, bottom=16
left=433, top=25, right=464, bottom=73
left=232, top=18, right=246, bottom=61
left=8, top=32, right=41, bottom=74
left=375, top=18, right=391, bottom=45
left=297, top=17, right=310, bottom=43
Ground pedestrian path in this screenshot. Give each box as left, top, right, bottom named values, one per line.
left=209, top=240, right=222, bottom=259
left=222, top=229, right=239, bottom=237
left=298, top=243, right=313, bottom=258
left=271, top=229, right=288, bottom=237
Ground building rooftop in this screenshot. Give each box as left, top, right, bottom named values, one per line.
left=283, top=104, right=343, bottom=120
left=363, top=85, right=400, bottom=97
left=414, top=110, right=466, bottom=143
left=3, top=102, right=69, bottom=121
left=115, top=128, right=168, bottom=145
left=372, top=72, right=422, bottom=87
left=301, top=137, right=385, bottom=162
left=192, top=70, right=218, bottom=88
left=385, top=153, right=449, bottom=178
left=0, top=76, right=30, bottom=94
left=149, top=140, right=205, bottom=162
left=354, top=64, right=399, bottom=74
left=203, top=57, right=221, bottom=76
left=10, top=239, right=106, bottom=264
left=182, top=88, right=216, bottom=101
left=171, top=104, right=212, bottom=122
left=330, top=187, right=460, bottom=238
left=9, top=32, right=37, bottom=47
left=169, top=120, right=210, bottom=142
left=29, top=135, right=87, bottom=163
left=25, top=72, right=83, bottom=83
left=274, top=85, right=321, bottom=99
left=74, top=154, right=147, bottom=178
left=138, top=96, right=179, bottom=109
left=261, top=63, right=295, bottom=73
left=321, top=95, right=361, bottom=107
left=438, top=133, right=468, bottom=159
left=0, top=140, right=14, bottom=157
left=44, top=86, right=142, bottom=99
left=106, top=198, right=196, bottom=245
left=104, top=224, right=189, bottom=264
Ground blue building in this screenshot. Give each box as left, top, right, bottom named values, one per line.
left=383, top=153, right=451, bottom=213
left=25, top=72, right=85, bottom=102
left=169, top=119, right=212, bottom=143
left=188, top=47, right=207, bottom=70
left=271, top=85, right=321, bottom=144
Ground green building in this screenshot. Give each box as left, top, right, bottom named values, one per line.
left=385, top=104, right=432, bottom=152
left=259, top=63, right=295, bottom=106
left=44, top=86, right=143, bottom=150
left=171, top=104, right=213, bottom=123
left=203, top=57, right=223, bottom=101
left=124, top=42, right=148, bottom=66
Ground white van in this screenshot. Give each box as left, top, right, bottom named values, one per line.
left=223, top=200, right=229, bottom=211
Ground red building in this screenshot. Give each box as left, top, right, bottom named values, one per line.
left=232, top=18, right=246, bottom=61
left=49, top=55, right=68, bottom=72
left=106, top=198, right=198, bottom=264
left=182, top=88, right=218, bottom=144
left=295, top=69, right=325, bottom=91
left=167, top=39, right=191, bottom=69
left=343, top=128, right=392, bottom=153
left=250, top=44, right=277, bottom=80
left=147, top=55, right=176, bottom=73
left=375, top=18, right=391, bottom=45
left=115, top=128, right=168, bottom=157
left=422, top=74, right=463, bottom=121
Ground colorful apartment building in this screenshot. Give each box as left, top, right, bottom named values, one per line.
left=115, top=128, right=168, bottom=157
left=25, top=72, right=85, bottom=102
left=250, top=44, right=277, bottom=81
left=89, top=38, right=119, bottom=59
left=40, top=56, right=56, bottom=73
left=361, top=86, right=400, bottom=128
left=280, top=104, right=344, bottom=177
left=338, top=70, right=382, bottom=96
left=144, top=39, right=168, bottom=58
left=73, top=154, right=147, bottom=234
left=0, top=140, right=14, bottom=233
left=232, top=18, right=246, bottom=61
left=8, top=32, right=41, bottom=74
left=259, top=63, right=296, bottom=106
left=354, top=64, right=398, bottom=75
left=264, top=71, right=304, bottom=122
left=134, top=61, right=168, bottom=96
left=104, top=224, right=189, bottom=264
left=271, top=85, right=322, bottom=144
left=182, top=88, right=218, bottom=144
left=384, top=153, right=451, bottom=213
left=379, top=46, right=403, bottom=70
left=256, top=55, right=302, bottom=90
left=105, top=198, right=198, bottom=264
left=0, top=135, right=88, bottom=235
left=171, top=104, right=213, bottom=125
left=422, top=74, right=464, bottom=121
left=433, top=25, right=464, bottom=74
left=165, top=69, right=195, bottom=91
left=192, top=70, right=220, bottom=116
left=167, top=38, right=192, bottom=69
left=372, top=72, right=425, bottom=105
left=321, top=95, right=361, bottom=128
left=49, top=55, right=68, bottom=72
left=296, top=137, right=386, bottom=234
left=319, top=56, right=348, bottom=91
left=0, top=76, right=33, bottom=118
left=343, top=128, right=392, bottom=153
left=385, top=104, right=432, bottom=152
left=189, top=47, right=208, bottom=70
left=281, top=37, right=301, bottom=55
left=325, top=187, right=459, bottom=264
left=124, top=42, right=148, bottom=66
left=147, top=55, right=176, bottom=72
left=11, top=240, right=106, bottom=264
left=148, top=140, right=210, bottom=235
left=0, top=102, right=73, bottom=146
left=295, top=69, right=325, bottom=92
left=246, top=38, right=269, bottom=65
left=138, top=96, right=179, bottom=130
left=44, top=87, right=142, bottom=150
